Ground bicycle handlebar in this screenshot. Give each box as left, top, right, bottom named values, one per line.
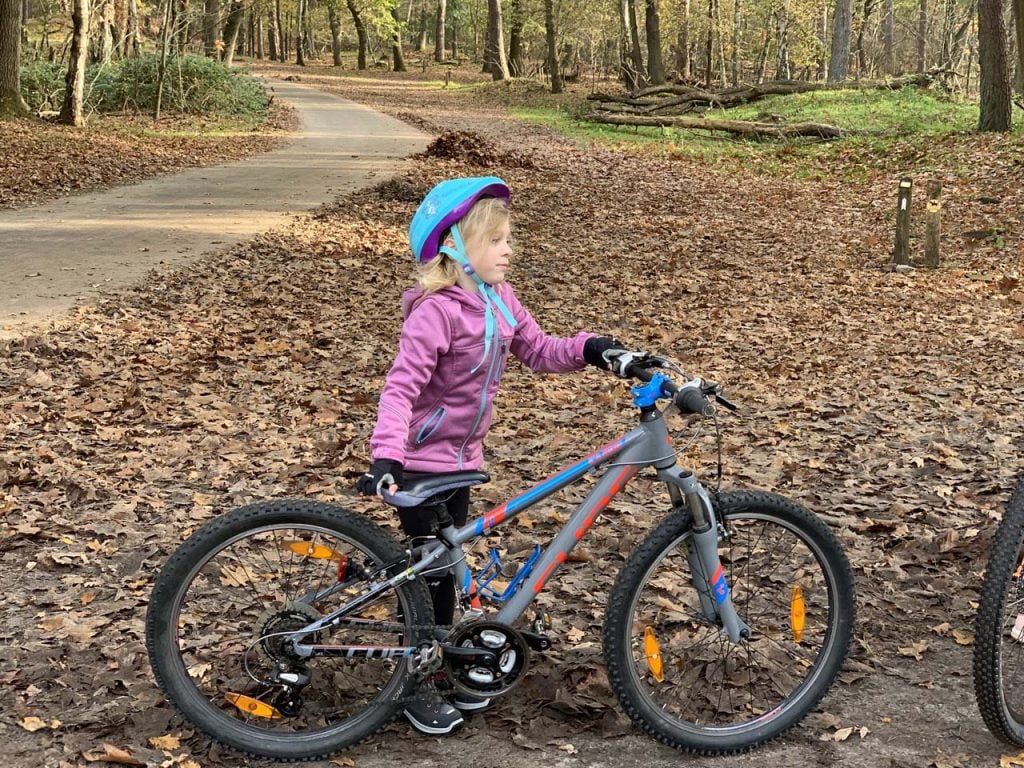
left=613, top=352, right=738, bottom=415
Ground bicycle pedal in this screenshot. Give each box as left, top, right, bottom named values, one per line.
left=408, top=641, right=443, bottom=679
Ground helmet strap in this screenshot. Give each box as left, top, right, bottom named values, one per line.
left=439, top=224, right=518, bottom=373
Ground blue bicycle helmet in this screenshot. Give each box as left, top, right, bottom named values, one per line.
left=409, top=176, right=510, bottom=263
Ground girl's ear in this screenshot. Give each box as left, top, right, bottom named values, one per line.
left=442, top=235, right=456, bottom=250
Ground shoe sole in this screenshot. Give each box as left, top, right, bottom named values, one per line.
left=404, top=710, right=465, bottom=735
left=454, top=699, right=492, bottom=712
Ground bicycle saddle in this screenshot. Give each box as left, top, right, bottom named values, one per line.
left=382, top=471, right=490, bottom=508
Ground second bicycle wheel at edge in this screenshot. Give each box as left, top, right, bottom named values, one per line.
left=603, top=490, right=855, bottom=754
left=145, top=500, right=432, bottom=761
left=973, top=479, right=1024, bottom=746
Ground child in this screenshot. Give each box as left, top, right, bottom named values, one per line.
left=357, top=176, right=624, bottom=735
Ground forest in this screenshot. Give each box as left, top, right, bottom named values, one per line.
left=1, top=0, right=1021, bottom=130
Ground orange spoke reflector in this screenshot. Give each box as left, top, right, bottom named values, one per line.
left=643, top=626, right=664, bottom=683
left=226, top=693, right=283, bottom=719
left=791, top=585, right=806, bottom=643
left=282, top=540, right=342, bottom=560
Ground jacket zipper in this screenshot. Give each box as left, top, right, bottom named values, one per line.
left=415, top=406, right=446, bottom=445
left=457, top=339, right=504, bottom=469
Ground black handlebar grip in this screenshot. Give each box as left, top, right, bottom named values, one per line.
left=675, top=386, right=707, bottom=415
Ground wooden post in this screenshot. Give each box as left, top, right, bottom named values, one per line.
left=893, top=177, right=913, bottom=266
left=924, top=180, right=942, bottom=267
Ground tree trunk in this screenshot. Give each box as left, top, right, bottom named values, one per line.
left=256, top=13, right=264, bottom=58
left=416, top=0, right=428, bottom=50
left=392, top=7, right=407, bottom=71
left=435, top=0, right=446, bottom=61
left=155, top=0, right=173, bottom=119
left=620, top=0, right=639, bottom=89
left=0, top=0, right=29, bottom=116
left=59, top=0, right=89, bottom=126
left=855, top=0, right=876, bottom=76
left=676, top=0, right=690, bottom=78
left=544, top=0, right=562, bottom=91
left=628, top=0, right=646, bottom=83
left=267, top=9, right=279, bottom=60
left=222, top=0, right=244, bottom=66
left=508, top=0, right=525, bottom=76
left=645, top=0, right=666, bottom=84
left=705, top=0, right=713, bottom=85
left=328, top=4, right=342, bottom=64
left=828, top=0, right=853, bottom=81
left=818, top=2, right=828, bottom=79
left=776, top=0, right=791, bottom=79
left=918, top=0, right=928, bottom=71
left=978, top=0, right=1012, bottom=130
left=275, top=0, right=286, bottom=61
left=96, top=1, right=114, bottom=64
left=295, top=0, right=306, bottom=65
left=731, top=0, right=741, bottom=84
left=485, top=0, right=510, bottom=79
left=1014, top=0, right=1024, bottom=93
left=204, top=0, right=220, bottom=56
left=883, top=0, right=894, bottom=74
left=347, top=0, right=368, bottom=68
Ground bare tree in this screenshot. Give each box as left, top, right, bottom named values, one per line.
left=434, top=0, right=446, bottom=61
left=978, top=0, right=1011, bottom=130
left=59, top=0, right=89, bottom=126
left=828, top=0, right=853, bottom=81
left=645, top=0, right=666, bottom=84
left=882, top=0, right=894, bottom=73
left=508, top=0, right=525, bottom=75
left=545, top=0, right=562, bottom=91
left=918, top=0, right=928, bottom=71
left=204, top=0, right=220, bottom=57
left=0, top=0, right=29, bottom=117
left=1014, top=0, right=1024, bottom=93
left=222, top=0, right=244, bottom=66
left=484, top=0, right=510, bottom=79
left=391, top=6, right=407, bottom=71
left=327, top=1, right=342, bottom=64
left=676, top=0, right=691, bottom=79
left=346, top=0, right=368, bottom=68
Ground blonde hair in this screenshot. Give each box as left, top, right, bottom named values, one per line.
left=417, top=197, right=510, bottom=295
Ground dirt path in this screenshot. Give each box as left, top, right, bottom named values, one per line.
left=0, top=78, right=427, bottom=337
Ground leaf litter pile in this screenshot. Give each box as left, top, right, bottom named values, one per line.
left=1, top=73, right=1023, bottom=767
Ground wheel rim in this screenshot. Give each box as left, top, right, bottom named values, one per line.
left=162, top=522, right=415, bottom=738
left=623, top=511, right=842, bottom=736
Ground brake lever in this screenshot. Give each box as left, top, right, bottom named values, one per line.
left=713, top=392, right=739, bottom=412
left=700, top=381, right=739, bottom=412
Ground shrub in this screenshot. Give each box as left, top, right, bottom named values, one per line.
left=20, top=54, right=270, bottom=118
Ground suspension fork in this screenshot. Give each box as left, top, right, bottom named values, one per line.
left=661, top=468, right=750, bottom=643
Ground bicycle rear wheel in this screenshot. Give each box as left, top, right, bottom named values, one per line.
left=146, top=500, right=432, bottom=760
left=603, top=490, right=855, bottom=754
left=974, top=479, right=1024, bottom=746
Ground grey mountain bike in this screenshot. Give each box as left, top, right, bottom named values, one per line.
left=145, top=352, right=856, bottom=760
left=974, top=478, right=1024, bottom=744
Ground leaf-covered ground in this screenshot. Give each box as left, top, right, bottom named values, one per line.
left=1, top=65, right=1023, bottom=767
left=0, top=102, right=297, bottom=209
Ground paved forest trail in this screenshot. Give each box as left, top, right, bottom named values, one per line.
left=0, top=78, right=427, bottom=337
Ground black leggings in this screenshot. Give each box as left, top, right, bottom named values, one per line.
left=397, top=484, right=470, bottom=626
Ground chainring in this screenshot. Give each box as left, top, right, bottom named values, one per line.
left=444, top=620, right=530, bottom=697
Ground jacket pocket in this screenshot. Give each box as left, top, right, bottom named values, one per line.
left=415, top=406, right=447, bottom=445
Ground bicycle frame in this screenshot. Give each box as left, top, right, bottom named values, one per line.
left=295, top=404, right=750, bottom=659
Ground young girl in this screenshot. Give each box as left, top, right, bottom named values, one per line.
left=357, top=176, right=623, bottom=735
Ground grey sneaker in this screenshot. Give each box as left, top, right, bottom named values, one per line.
left=404, top=688, right=465, bottom=735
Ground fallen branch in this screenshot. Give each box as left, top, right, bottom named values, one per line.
left=585, top=112, right=852, bottom=139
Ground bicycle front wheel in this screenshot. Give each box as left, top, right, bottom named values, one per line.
left=974, top=479, right=1024, bottom=746
left=146, top=500, right=432, bottom=761
left=603, top=490, right=855, bottom=754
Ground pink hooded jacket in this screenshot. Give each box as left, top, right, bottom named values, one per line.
left=370, top=282, right=595, bottom=473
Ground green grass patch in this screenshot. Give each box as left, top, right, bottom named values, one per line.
left=513, top=86, right=1022, bottom=181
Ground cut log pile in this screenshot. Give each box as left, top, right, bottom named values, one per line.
left=584, top=72, right=948, bottom=140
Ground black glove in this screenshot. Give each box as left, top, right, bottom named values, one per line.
left=356, top=459, right=404, bottom=496
left=584, top=336, right=626, bottom=370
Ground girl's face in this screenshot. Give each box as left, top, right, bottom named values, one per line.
left=459, top=220, right=513, bottom=287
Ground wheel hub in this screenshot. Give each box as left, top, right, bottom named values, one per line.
left=256, top=601, right=323, bottom=663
